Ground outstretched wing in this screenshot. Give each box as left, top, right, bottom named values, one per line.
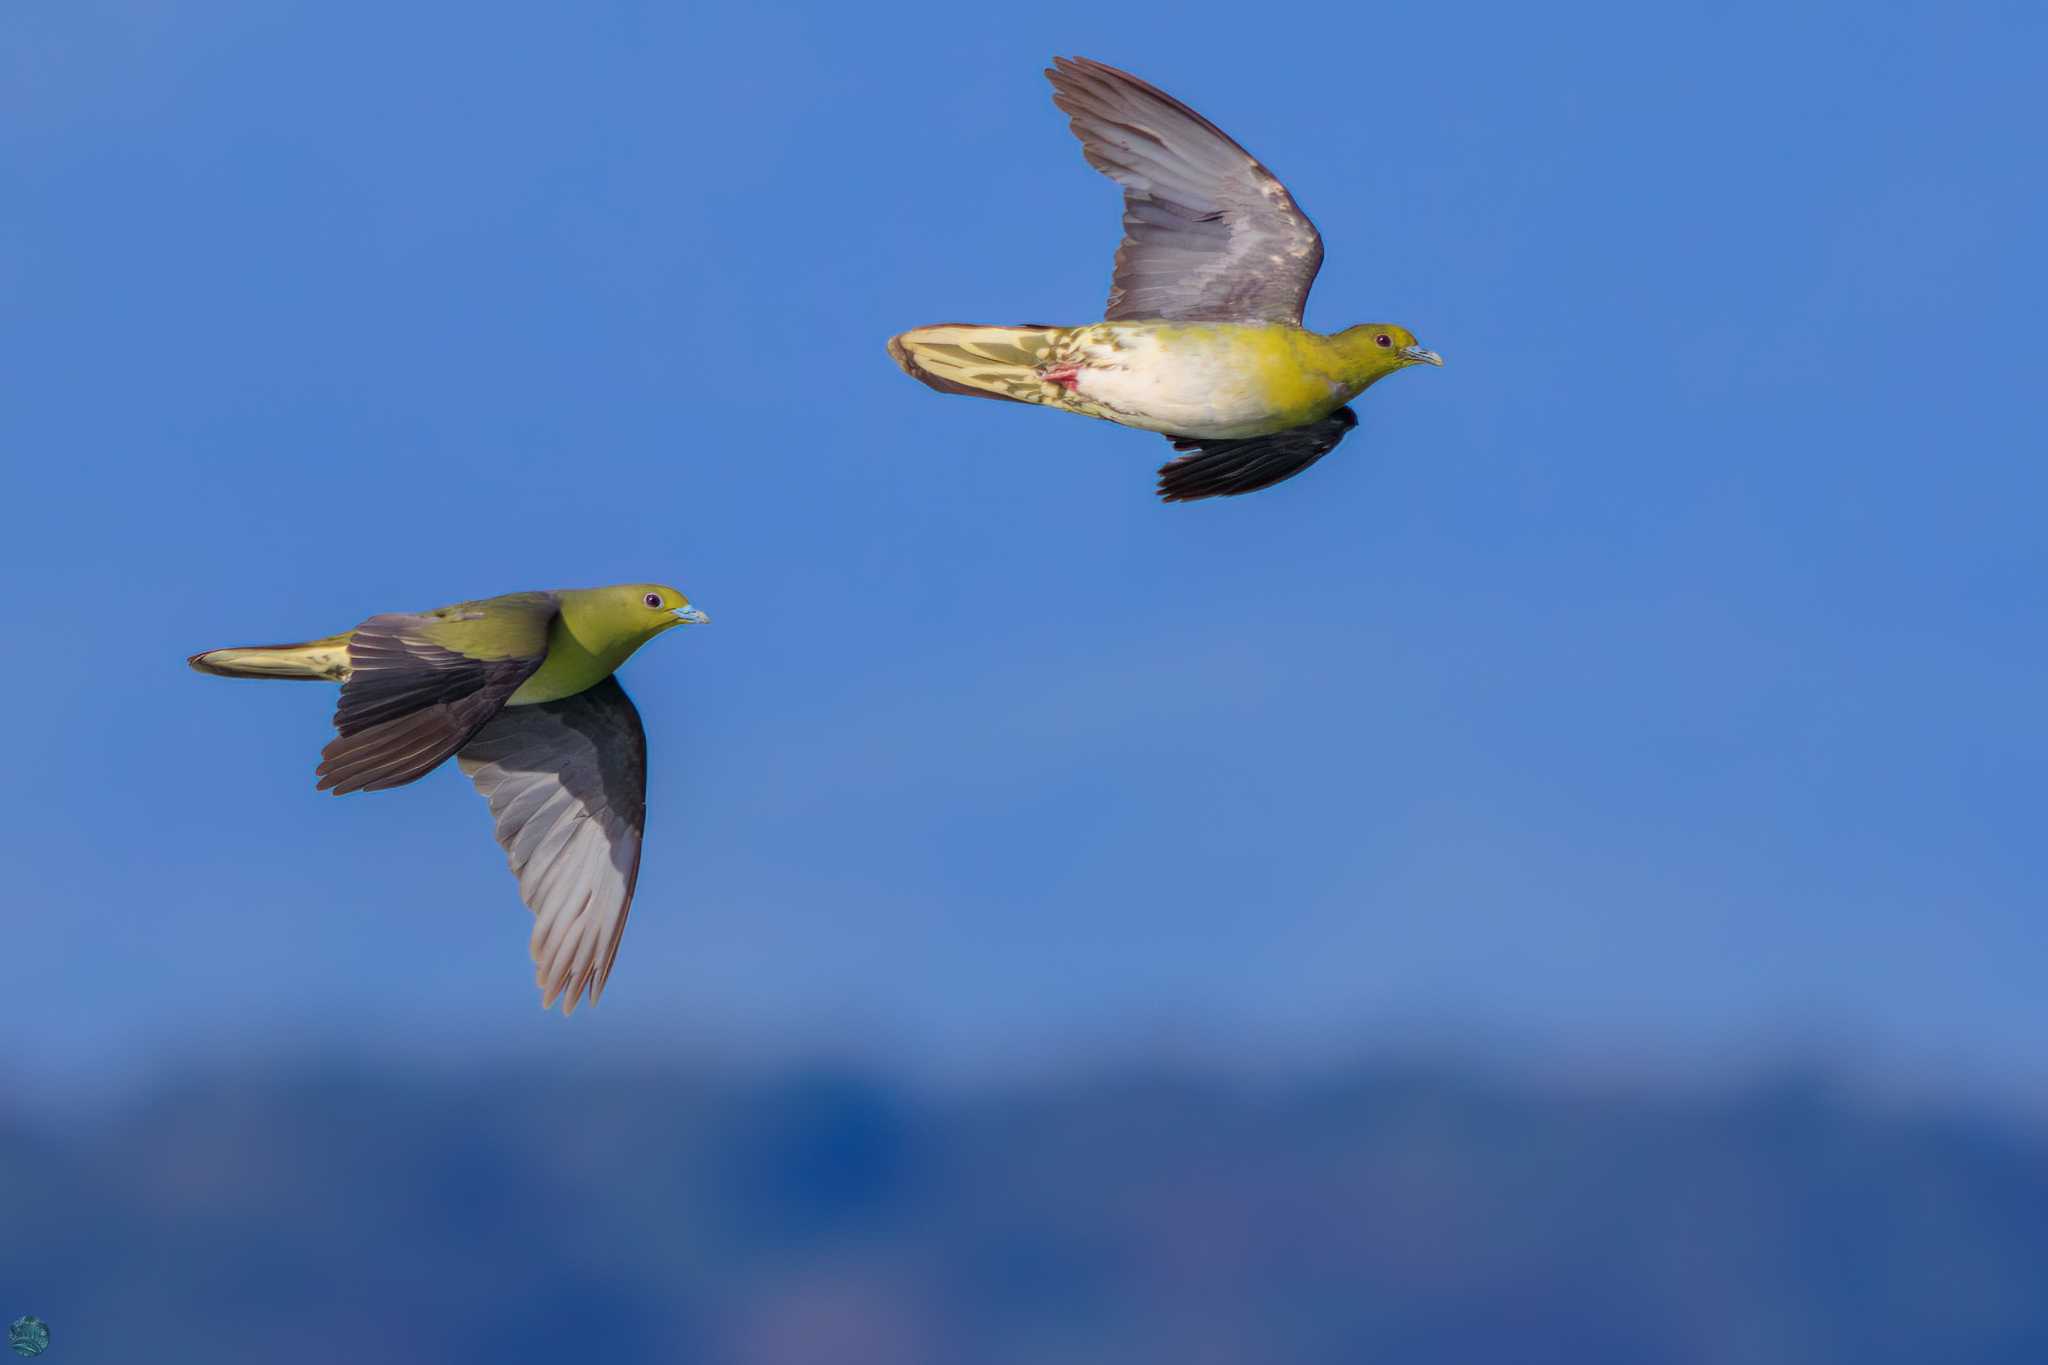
left=456, top=676, right=649, bottom=1015
left=315, top=597, right=555, bottom=794
left=1156, top=407, right=1359, bottom=502
left=1048, top=56, right=1324, bottom=325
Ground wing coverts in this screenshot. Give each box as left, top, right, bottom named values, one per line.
left=316, top=610, right=549, bottom=794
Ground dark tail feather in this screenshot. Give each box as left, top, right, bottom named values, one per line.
left=1156, top=407, right=1359, bottom=503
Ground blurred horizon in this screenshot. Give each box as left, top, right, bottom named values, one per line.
left=9, top=1046, right=2048, bottom=1363
left=19, top=996, right=2048, bottom=1125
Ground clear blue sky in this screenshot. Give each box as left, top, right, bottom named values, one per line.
left=4, top=0, right=2042, bottom=1093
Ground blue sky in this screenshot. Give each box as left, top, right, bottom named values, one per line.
left=3, top=0, right=2043, bottom=1093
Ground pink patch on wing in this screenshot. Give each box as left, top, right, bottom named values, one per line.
left=1042, top=363, right=1081, bottom=392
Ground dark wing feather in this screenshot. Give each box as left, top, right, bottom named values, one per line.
left=456, top=676, right=648, bottom=1015
left=1157, top=407, right=1359, bottom=502
left=315, top=611, right=550, bottom=794
left=1048, top=56, right=1324, bottom=325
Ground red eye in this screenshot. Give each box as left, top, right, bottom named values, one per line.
left=1375, top=333, right=1392, bottom=347
left=644, top=593, right=662, bottom=608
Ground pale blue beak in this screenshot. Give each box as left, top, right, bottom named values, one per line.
left=672, top=605, right=710, bottom=625
left=1402, top=345, right=1444, bottom=367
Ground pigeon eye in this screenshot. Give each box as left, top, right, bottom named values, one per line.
left=1375, top=333, right=1393, bottom=348
left=643, top=593, right=663, bottom=609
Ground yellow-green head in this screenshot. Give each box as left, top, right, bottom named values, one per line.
left=556, top=583, right=708, bottom=650
left=520, top=583, right=708, bottom=702
left=1330, top=323, right=1445, bottom=390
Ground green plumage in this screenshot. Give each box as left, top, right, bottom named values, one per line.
left=187, top=582, right=709, bottom=1015
left=887, top=56, right=1443, bottom=501
left=188, top=586, right=703, bottom=703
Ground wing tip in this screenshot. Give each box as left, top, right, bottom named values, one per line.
left=1045, top=54, right=1122, bottom=83
left=537, top=965, right=607, bottom=1018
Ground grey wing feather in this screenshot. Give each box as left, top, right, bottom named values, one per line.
left=1048, top=56, right=1324, bottom=325
left=457, top=676, right=649, bottom=1015
left=316, top=612, right=549, bottom=795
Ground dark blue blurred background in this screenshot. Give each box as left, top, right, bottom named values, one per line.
left=3, top=1, right=2043, bottom=1360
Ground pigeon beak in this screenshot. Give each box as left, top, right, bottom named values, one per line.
left=1402, top=345, right=1444, bottom=367
left=671, top=605, right=710, bottom=625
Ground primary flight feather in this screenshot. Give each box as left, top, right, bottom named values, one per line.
left=889, top=55, right=1442, bottom=502
left=188, top=582, right=709, bottom=1015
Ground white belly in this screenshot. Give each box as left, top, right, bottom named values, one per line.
left=1069, top=327, right=1314, bottom=438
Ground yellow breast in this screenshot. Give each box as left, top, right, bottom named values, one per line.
left=507, top=618, right=626, bottom=705
left=1071, top=323, right=1354, bottom=439
left=1247, top=328, right=1355, bottom=426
